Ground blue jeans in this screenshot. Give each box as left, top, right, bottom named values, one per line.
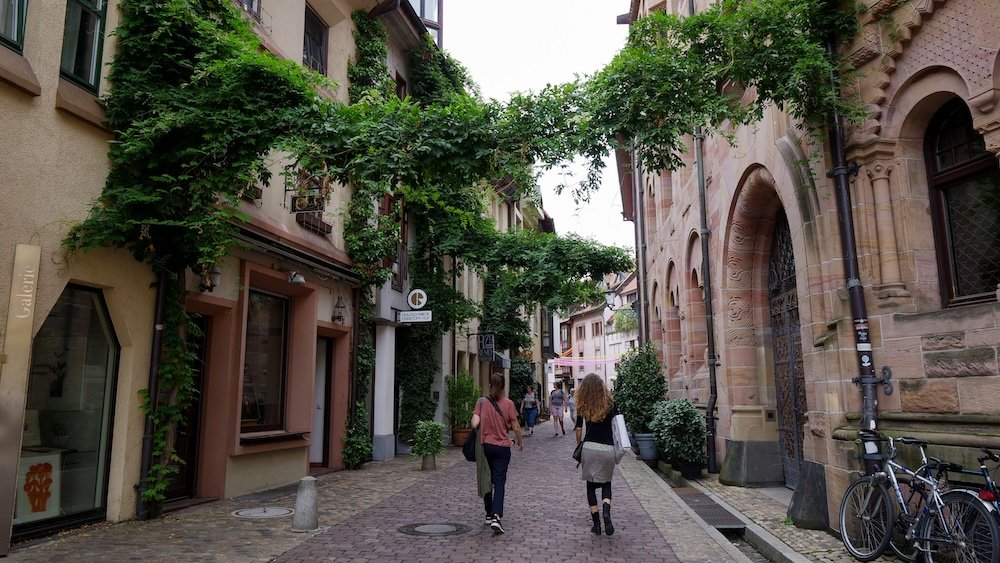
left=482, top=443, right=511, bottom=517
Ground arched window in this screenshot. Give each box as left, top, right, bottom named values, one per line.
left=925, top=98, right=1000, bottom=306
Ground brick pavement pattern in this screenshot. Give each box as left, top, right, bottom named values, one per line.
left=7, top=416, right=744, bottom=562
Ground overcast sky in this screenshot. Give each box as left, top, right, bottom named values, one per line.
left=443, top=2, right=634, bottom=251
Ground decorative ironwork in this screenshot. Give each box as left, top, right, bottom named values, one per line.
left=768, top=212, right=807, bottom=489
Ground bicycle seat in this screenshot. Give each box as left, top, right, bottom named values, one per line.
left=898, top=437, right=928, bottom=447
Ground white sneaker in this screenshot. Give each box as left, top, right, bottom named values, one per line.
left=484, top=515, right=494, bottom=527
left=490, top=517, right=505, bottom=534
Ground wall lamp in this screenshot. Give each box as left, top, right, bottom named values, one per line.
left=287, top=270, right=306, bottom=285
left=332, top=296, right=346, bottom=324
left=199, top=264, right=223, bottom=293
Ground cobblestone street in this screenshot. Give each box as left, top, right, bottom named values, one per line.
left=9, top=423, right=758, bottom=562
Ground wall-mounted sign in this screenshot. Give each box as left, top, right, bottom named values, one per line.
left=477, top=333, right=495, bottom=359
left=398, top=310, right=432, bottom=323
left=407, top=289, right=428, bottom=310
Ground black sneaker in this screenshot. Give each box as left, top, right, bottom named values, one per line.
left=484, top=515, right=494, bottom=527
left=490, top=517, right=505, bottom=535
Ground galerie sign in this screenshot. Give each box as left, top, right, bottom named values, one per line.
left=1, top=244, right=42, bottom=556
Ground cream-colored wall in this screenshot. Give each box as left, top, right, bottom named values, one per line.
left=224, top=447, right=309, bottom=498
left=0, top=1, right=159, bottom=523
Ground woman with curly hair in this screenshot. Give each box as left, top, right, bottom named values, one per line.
left=574, top=373, right=620, bottom=536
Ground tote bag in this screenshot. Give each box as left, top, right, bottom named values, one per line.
left=611, top=414, right=630, bottom=463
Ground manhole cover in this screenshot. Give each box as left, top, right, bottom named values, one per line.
left=397, top=522, right=471, bottom=536
left=232, top=507, right=294, bottom=519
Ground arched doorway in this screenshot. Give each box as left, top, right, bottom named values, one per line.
left=768, top=210, right=807, bottom=489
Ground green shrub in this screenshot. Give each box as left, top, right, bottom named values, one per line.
left=410, top=420, right=446, bottom=457
left=651, top=398, right=706, bottom=464
left=612, top=342, right=666, bottom=434
left=343, top=402, right=373, bottom=469
left=446, top=369, right=479, bottom=429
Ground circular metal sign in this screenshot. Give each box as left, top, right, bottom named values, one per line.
left=231, top=507, right=294, bottom=519
left=407, top=289, right=428, bottom=310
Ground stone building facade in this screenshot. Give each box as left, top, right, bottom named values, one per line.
left=626, top=0, right=1000, bottom=529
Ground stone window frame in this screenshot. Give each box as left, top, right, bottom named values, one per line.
left=923, top=97, right=1000, bottom=308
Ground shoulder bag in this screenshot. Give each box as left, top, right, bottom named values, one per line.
left=462, top=396, right=504, bottom=462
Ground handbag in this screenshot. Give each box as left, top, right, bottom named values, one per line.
left=611, top=414, right=630, bottom=464
left=463, top=397, right=505, bottom=462
left=462, top=427, right=478, bottom=462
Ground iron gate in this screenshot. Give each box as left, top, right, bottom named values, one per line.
left=768, top=212, right=807, bottom=490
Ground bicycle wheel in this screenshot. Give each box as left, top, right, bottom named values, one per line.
left=917, top=489, right=1000, bottom=563
left=888, top=475, right=925, bottom=562
left=840, top=475, right=895, bottom=561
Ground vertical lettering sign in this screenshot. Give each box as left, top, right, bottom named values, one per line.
left=1, top=244, right=41, bottom=556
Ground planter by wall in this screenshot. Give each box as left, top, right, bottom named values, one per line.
left=634, top=432, right=657, bottom=460
left=451, top=428, right=472, bottom=447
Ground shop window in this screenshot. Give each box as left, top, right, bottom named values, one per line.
left=0, top=0, right=26, bottom=51
left=302, top=5, right=326, bottom=74
left=241, top=290, right=289, bottom=432
left=60, top=0, right=106, bottom=92
left=925, top=98, right=1000, bottom=306
left=15, top=285, right=119, bottom=535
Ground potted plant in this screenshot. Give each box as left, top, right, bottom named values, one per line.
left=410, top=420, right=446, bottom=470
left=652, top=398, right=706, bottom=479
left=612, top=342, right=666, bottom=460
left=446, top=369, right=478, bottom=446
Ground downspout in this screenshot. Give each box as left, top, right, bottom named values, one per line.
left=136, top=270, right=167, bottom=520
left=633, top=156, right=650, bottom=345
left=688, top=0, right=720, bottom=475
left=824, top=34, right=881, bottom=473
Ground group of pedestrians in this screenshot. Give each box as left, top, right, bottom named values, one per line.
left=469, top=373, right=618, bottom=537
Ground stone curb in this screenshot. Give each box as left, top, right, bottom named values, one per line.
left=625, top=455, right=753, bottom=562
left=660, top=464, right=813, bottom=563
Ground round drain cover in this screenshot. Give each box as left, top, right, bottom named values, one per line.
left=232, top=507, right=294, bottom=519
left=398, top=522, right=471, bottom=536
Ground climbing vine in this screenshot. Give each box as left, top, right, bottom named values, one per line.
left=63, top=0, right=868, bottom=504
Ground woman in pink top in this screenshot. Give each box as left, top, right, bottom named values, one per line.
left=471, top=372, right=524, bottom=535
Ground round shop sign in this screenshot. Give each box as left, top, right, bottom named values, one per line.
left=407, top=289, right=428, bottom=310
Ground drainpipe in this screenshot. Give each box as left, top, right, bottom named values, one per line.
left=633, top=156, right=650, bottom=345
left=824, top=34, right=881, bottom=473
left=137, top=270, right=167, bottom=520
left=687, top=0, right=720, bottom=475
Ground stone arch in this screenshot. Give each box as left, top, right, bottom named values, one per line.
left=663, top=261, right=683, bottom=386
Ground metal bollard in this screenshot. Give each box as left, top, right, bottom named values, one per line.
left=291, top=476, right=318, bottom=532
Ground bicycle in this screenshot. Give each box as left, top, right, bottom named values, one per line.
left=839, top=430, right=1000, bottom=562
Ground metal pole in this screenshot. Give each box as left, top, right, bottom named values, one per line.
left=824, top=35, right=880, bottom=473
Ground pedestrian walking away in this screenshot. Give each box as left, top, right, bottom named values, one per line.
left=471, top=372, right=524, bottom=535
left=574, top=373, right=620, bottom=536
left=520, top=384, right=539, bottom=436
left=550, top=381, right=566, bottom=436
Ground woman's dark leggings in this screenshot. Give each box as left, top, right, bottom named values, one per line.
left=483, top=443, right=511, bottom=517
left=586, top=481, right=612, bottom=506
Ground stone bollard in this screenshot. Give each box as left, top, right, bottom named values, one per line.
left=291, top=476, right=318, bottom=532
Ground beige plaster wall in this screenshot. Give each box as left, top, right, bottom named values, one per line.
left=0, top=1, right=157, bottom=523
left=224, top=447, right=309, bottom=498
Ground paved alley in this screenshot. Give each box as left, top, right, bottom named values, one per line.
left=7, top=424, right=747, bottom=562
